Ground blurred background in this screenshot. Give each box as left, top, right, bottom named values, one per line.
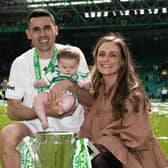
left=0, top=0, right=168, bottom=100
left=0, top=1, right=168, bottom=166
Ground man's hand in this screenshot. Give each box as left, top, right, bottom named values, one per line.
left=45, top=100, right=62, bottom=117
left=48, top=78, right=93, bottom=109
left=45, top=98, right=76, bottom=118
left=48, top=79, right=72, bottom=103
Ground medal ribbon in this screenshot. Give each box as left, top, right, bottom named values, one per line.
left=34, top=47, right=58, bottom=93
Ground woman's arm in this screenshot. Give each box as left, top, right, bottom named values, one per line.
left=48, top=79, right=93, bottom=107
left=97, top=92, right=151, bottom=150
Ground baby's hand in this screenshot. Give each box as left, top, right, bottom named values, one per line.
left=77, top=80, right=85, bottom=88
left=33, top=79, right=47, bottom=88
left=78, top=80, right=91, bottom=90
left=33, top=80, right=39, bottom=88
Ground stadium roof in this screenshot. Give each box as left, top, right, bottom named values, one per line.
left=0, top=0, right=167, bottom=32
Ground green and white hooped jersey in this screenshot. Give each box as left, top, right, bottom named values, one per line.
left=43, top=66, right=89, bottom=88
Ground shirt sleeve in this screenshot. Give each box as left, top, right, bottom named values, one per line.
left=5, top=57, right=27, bottom=100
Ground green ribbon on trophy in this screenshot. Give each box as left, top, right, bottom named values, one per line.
left=73, top=138, right=92, bottom=168
left=17, top=133, right=99, bottom=168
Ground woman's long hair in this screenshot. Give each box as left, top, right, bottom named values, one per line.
left=91, top=33, right=150, bottom=120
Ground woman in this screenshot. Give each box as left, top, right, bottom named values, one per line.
left=79, top=33, right=168, bottom=168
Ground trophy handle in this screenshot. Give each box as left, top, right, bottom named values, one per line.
left=87, top=141, right=100, bottom=160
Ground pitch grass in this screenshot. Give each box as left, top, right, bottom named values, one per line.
left=0, top=102, right=168, bottom=168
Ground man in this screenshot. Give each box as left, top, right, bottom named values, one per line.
left=0, top=8, right=90, bottom=168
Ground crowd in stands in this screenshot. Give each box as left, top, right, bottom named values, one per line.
left=0, top=59, right=168, bottom=103
left=138, top=63, right=168, bottom=102
left=1, top=65, right=168, bottom=102
left=0, top=78, right=8, bottom=102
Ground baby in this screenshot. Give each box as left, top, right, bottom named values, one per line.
left=33, top=46, right=90, bottom=129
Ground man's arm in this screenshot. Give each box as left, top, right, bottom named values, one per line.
left=7, top=99, right=37, bottom=121
left=7, top=99, right=61, bottom=121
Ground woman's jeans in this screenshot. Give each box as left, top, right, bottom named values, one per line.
left=92, top=151, right=123, bottom=168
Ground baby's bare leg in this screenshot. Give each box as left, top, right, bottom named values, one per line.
left=57, top=94, right=77, bottom=115
left=33, top=92, right=49, bottom=129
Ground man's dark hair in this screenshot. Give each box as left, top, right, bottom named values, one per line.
left=27, top=8, right=55, bottom=26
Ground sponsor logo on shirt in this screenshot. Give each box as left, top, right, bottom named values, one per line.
left=6, top=85, right=15, bottom=90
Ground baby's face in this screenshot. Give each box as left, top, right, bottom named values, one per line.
left=58, top=58, right=79, bottom=75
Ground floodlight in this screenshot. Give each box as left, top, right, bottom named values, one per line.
left=84, top=12, right=90, bottom=18
left=103, top=11, right=108, bottom=17
left=97, top=11, right=102, bottom=17
left=162, top=8, right=167, bottom=14
left=140, top=9, right=144, bottom=15
left=91, top=12, right=96, bottom=18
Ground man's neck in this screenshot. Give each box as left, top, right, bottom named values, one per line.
left=36, top=48, right=55, bottom=59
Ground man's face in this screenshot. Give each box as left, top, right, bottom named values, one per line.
left=26, top=16, right=58, bottom=52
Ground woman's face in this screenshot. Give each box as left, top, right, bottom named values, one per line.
left=96, top=41, right=122, bottom=77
